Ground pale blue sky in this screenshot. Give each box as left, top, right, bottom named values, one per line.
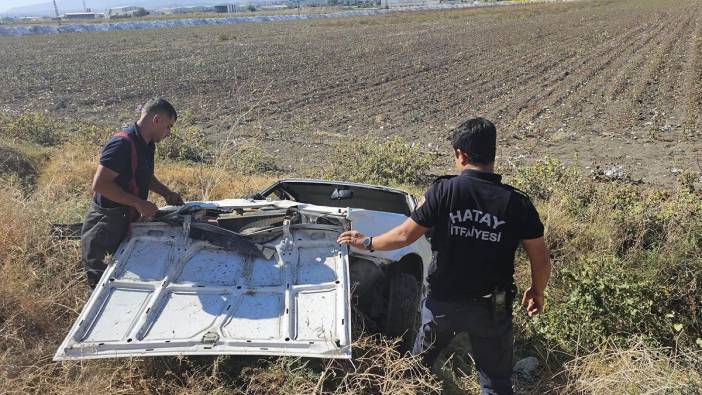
left=0, top=0, right=116, bottom=13
left=0, top=1, right=46, bottom=13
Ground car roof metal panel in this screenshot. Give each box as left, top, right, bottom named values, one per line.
left=54, top=221, right=352, bottom=360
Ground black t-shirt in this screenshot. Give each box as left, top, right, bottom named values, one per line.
left=410, top=169, right=544, bottom=300
left=93, top=123, right=155, bottom=209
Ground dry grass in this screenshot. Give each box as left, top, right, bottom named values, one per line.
left=242, top=336, right=440, bottom=394
left=560, top=338, right=702, bottom=394
left=154, top=162, right=275, bottom=203
left=317, top=335, right=440, bottom=394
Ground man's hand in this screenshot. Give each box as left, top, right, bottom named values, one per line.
left=337, top=230, right=367, bottom=249
left=136, top=200, right=158, bottom=219
left=164, top=191, right=184, bottom=206
left=521, top=287, right=545, bottom=317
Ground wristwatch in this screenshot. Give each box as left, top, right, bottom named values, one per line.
left=362, top=236, right=373, bottom=251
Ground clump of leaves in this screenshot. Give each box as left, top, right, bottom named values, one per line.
left=510, top=159, right=702, bottom=353
left=157, top=123, right=209, bottom=162
left=67, top=121, right=114, bottom=148
left=510, top=157, right=580, bottom=201
left=0, top=112, right=64, bottom=146
left=0, top=144, right=42, bottom=186
left=226, top=143, right=282, bottom=175
left=532, top=256, right=673, bottom=352
left=327, top=136, right=433, bottom=186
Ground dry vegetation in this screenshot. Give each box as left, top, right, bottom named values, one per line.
left=1, top=0, right=702, bottom=393
left=1, top=109, right=700, bottom=394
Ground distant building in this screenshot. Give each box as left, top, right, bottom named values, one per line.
left=214, top=4, right=241, bottom=13
left=240, top=4, right=256, bottom=11
left=333, top=0, right=378, bottom=4
left=382, top=0, right=439, bottom=6
left=299, top=0, right=326, bottom=6
left=259, top=4, right=288, bottom=10
left=301, top=0, right=377, bottom=5
left=62, top=12, right=102, bottom=19
left=107, top=6, right=147, bottom=18
left=160, top=6, right=214, bottom=14
left=180, top=5, right=212, bottom=13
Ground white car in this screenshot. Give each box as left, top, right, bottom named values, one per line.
left=55, top=179, right=432, bottom=361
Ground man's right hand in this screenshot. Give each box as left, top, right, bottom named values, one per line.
left=136, top=200, right=158, bottom=219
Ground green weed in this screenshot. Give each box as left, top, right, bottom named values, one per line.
left=327, top=136, right=434, bottom=186
left=157, top=123, right=209, bottom=162
left=0, top=112, right=64, bottom=146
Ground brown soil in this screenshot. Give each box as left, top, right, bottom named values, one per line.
left=0, top=0, right=700, bottom=184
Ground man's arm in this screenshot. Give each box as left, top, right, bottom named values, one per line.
left=92, top=165, right=158, bottom=218
left=150, top=175, right=184, bottom=205
left=337, top=218, right=428, bottom=251
left=520, top=236, right=551, bottom=317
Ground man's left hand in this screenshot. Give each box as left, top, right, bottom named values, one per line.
left=521, top=287, right=545, bottom=317
left=164, top=192, right=184, bottom=206
left=337, top=230, right=367, bottom=249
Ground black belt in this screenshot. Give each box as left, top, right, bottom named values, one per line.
left=430, top=291, right=493, bottom=303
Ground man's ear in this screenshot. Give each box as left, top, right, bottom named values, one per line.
left=152, top=113, right=161, bottom=125
left=455, top=149, right=468, bottom=165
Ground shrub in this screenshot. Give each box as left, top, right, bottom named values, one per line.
left=0, top=112, right=64, bottom=146
left=67, top=121, right=114, bottom=149
left=508, top=159, right=702, bottom=353
left=157, top=123, right=209, bottom=162
left=225, top=143, right=282, bottom=175
left=327, top=136, right=434, bottom=186
left=532, top=256, right=673, bottom=352
left=510, top=157, right=580, bottom=201
left=0, top=143, right=42, bottom=185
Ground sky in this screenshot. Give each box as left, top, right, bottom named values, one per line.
left=0, top=0, right=225, bottom=15
left=0, top=0, right=117, bottom=14
left=0, top=1, right=45, bottom=13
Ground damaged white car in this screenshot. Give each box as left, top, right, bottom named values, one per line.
left=54, top=179, right=432, bottom=361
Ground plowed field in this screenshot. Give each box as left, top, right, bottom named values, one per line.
left=1, top=0, right=700, bottom=183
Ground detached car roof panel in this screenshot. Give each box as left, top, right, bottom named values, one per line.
left=54, top=221, right=352, bottom=360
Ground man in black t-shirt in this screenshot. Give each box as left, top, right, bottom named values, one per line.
left=337, top=118, right=551, bottom=395
left=80, top=98, right=184, bottom=289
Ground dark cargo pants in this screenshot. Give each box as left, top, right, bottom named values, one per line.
left=422, top=295, right=514, bottom=395
left=80, top=202, right=130, bottom=289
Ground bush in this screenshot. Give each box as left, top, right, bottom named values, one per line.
left=0, top=144, right=42, bottom=185
left=532, top=256, right=673, bottom=352
left=508, top=159, right=702, bottom=354
left=226, top=143, right=282, bottom=175
left=327, top=136, right=434, bottom=186
left=0, top=112, right=64, bottom=146
left=156, top=123, right=209, bottom=162
left=510, top=157, right=581, bottom=201
left=67, top=121, right=114, bottom=149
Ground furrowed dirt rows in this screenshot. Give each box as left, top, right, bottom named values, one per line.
left=0, top=0, right=700, bottom=183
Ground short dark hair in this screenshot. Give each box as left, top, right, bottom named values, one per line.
left=141, top=97, right=177, bottom=120
left=449, top=117, right=496, bottom=164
